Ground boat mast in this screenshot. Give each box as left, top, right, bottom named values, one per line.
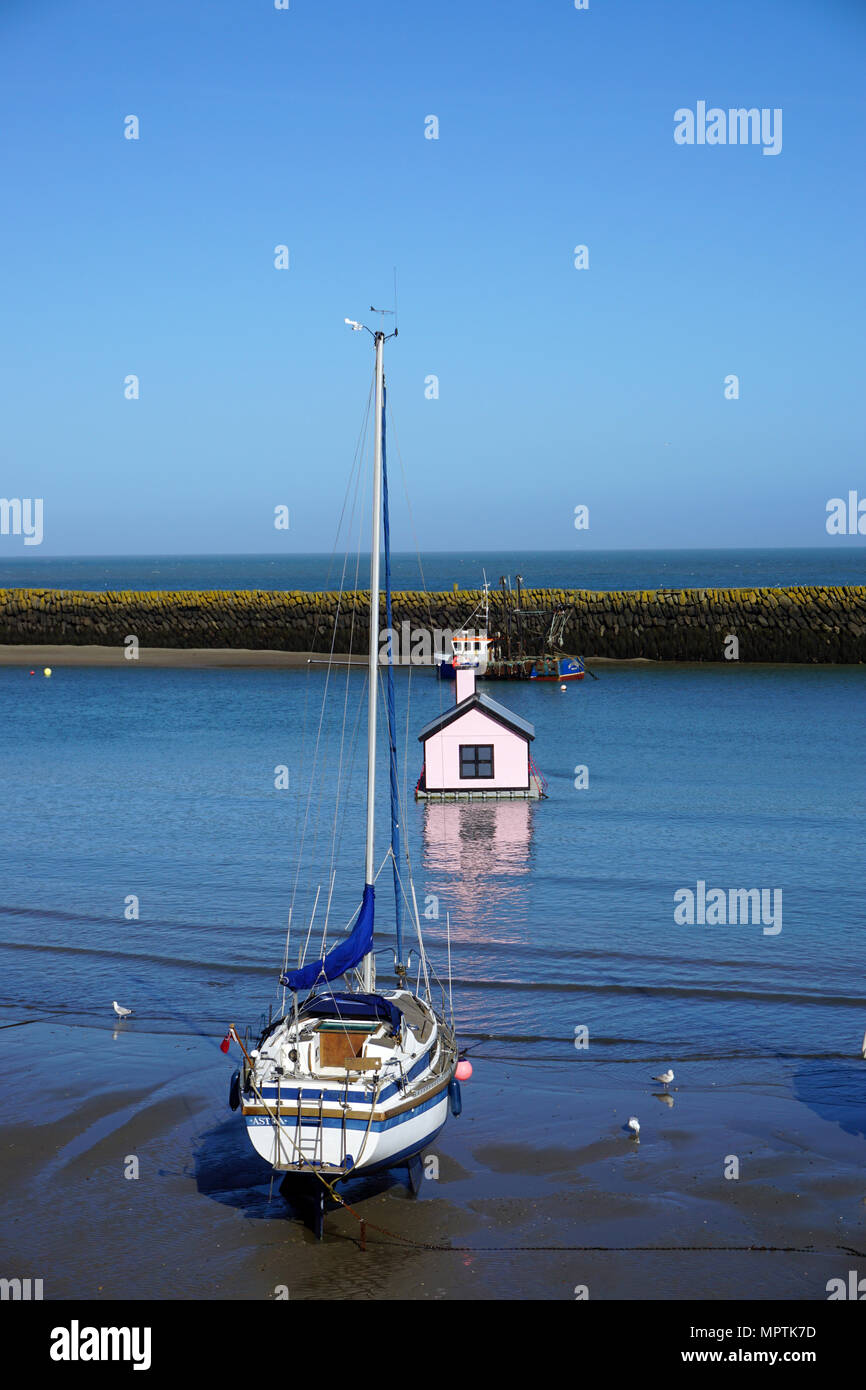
left=362, top=328, right=385, bottom=991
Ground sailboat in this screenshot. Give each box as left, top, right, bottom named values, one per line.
left=225, top=316, right=461, bottom=1236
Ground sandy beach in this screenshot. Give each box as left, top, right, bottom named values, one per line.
left=0, top=644, right=659, bottom=669
left=0, top=645, right=369, bottom=669
left=0, top=645, right=661, bottom=670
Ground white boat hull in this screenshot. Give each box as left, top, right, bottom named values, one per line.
left=242, top=1083, right=451, bottom=1175
left=237, top=989, right=457, bottom=1180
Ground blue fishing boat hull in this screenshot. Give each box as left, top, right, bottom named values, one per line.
left=530, top=656, right=585, bottom=681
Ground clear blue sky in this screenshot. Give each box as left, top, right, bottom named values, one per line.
left=0, top=0, right=863, bottom=554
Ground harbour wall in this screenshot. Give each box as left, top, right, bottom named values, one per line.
left=0, top=586, right=864, bottom=663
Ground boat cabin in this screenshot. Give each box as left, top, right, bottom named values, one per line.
left=435, top=626, right=494, bottom=679
left=450, top=629, right=493, bottom=668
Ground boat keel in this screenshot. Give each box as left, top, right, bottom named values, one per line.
left=280, top=1173, right=328, bottom=1241
left=406, top=1153, right=423, bottom=1196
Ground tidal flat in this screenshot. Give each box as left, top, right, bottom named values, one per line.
left=0, top=1021, right=863, bottom=1300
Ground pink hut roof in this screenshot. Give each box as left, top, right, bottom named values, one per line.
left=417, top=692, right=535, bottom=742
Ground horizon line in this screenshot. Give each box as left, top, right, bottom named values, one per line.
left=2, top=544, right=865, bottom=562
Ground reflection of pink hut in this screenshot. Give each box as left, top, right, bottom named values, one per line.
left=415, top=667, right=547, bottom=801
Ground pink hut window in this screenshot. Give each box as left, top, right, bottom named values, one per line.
left=459, top=744, right=494, bottom=778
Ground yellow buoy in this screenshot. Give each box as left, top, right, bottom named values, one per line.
left=43, top=667, right=52, bottom=677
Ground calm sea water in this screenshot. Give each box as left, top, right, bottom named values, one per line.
left=1, top=660, right=863, bottom=1075
left=1, top=547, right=864, bottom=594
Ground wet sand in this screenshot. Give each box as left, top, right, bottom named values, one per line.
left=0, top=645, right=367, bottom=669
left=1, top=1018, right=863, bottom=1300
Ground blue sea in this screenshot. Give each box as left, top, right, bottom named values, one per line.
left=1, top=546, right=864, bottom=593
left=1, top=660, right=863, bottom=1068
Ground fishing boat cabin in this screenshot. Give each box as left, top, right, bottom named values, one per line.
left=415, top=667, right=547, bottom=801
left=434, top=627, right=494, bottom=679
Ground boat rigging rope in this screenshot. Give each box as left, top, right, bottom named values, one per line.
left=322, top=437, right=371, bottom=936
left=282, top=375, right=373, bottom=983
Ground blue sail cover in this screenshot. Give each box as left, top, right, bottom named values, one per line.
left=299, top=991, right=402, bottom=1034
left=280, top=885, right=375, bottom=992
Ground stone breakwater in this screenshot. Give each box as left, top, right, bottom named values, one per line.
left=0, top=586, right=864, bottom=663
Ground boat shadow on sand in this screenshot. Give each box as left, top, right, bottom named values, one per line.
left=791, top=1058, right=866, bottom=1142
left=190, top=1113, right=419, bottom=1233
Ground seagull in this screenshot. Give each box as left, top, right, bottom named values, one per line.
left=652, top=1068, right=674, bottom=1087
left=112, top=1001, right=132, bottom=1020
left=861, top=1030, right=866, bottom=1059
left=626, top=1116, right=640, bottom=1140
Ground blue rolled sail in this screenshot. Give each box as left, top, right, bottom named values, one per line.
left=280, top=884, right=374, bottom=992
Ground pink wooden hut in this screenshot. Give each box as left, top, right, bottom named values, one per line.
left=415, top=667, right=547, bottom=801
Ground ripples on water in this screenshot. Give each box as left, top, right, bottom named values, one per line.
left=0, top=662, right=863, bottom=1074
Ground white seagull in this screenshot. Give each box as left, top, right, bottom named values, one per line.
left=112, top=1000, right=132, bottom=1020
left=652, top=1068, right=674, bottom=1087
left=626, top=1116, right=640, bottom=1140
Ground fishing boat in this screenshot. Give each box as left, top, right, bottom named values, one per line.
left=224, top=316, right=461, bottom=1236
left=434, top=627, right=495, bottom=678
left=436, top=574, right=586, bottom=681
left=433, top=578, right=494, bottom=679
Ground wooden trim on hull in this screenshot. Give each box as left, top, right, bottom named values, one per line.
left=240, top=1073, right=452, bottom=1125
